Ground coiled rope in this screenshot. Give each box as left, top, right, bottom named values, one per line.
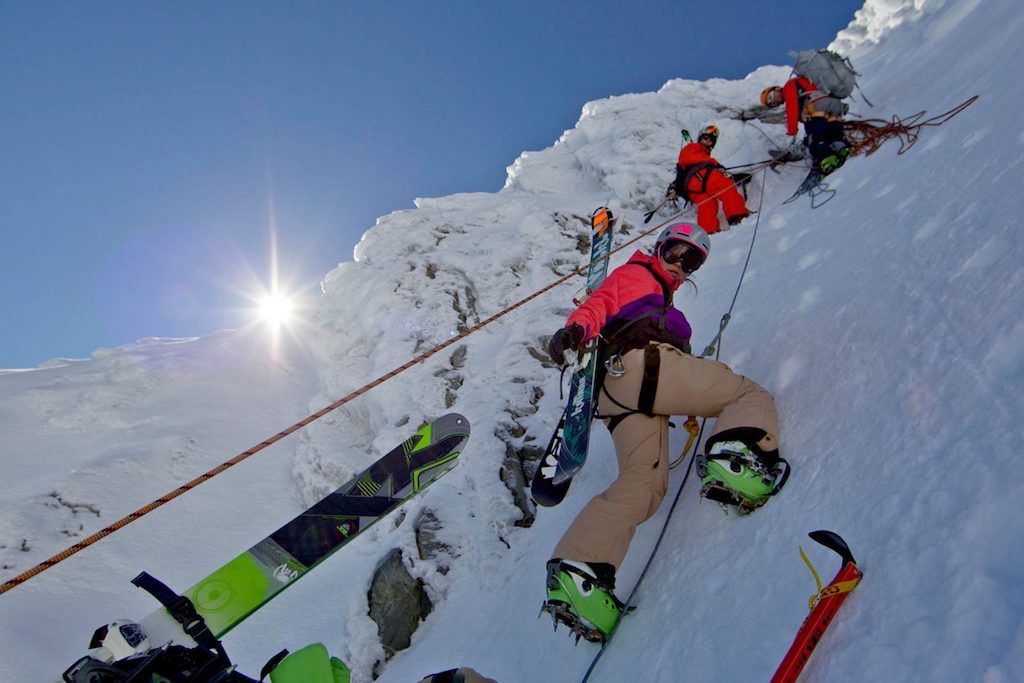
left=845, top=95, right=979, bottom=157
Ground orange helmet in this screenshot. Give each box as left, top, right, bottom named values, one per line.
left=760, top=86, right=783, bottom=108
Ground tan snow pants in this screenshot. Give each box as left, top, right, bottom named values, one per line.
left=551, top=343, right=779, bottom=569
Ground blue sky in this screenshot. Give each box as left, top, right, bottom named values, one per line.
left=0, top=1, right=862, bottom=368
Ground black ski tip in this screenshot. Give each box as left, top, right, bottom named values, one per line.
left=531, top=476, right=571, bottom=507
left=808, top=530, right=856, bottom=567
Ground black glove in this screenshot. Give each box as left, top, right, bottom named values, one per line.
left=727, top=211, right=750, bottom=227
left=548, top=323, right=585, bottom=365
left=665, top=183, right=679, bottom=201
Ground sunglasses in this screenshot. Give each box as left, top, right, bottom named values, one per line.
left=661, top=242, right=705, bottom=272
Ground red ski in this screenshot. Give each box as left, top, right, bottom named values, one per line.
left=771, top=530, right=863, bottom=683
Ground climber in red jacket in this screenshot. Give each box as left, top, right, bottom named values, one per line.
left=665, top=125, right=750, bottom=234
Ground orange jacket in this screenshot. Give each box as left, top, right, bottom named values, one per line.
left=675, top=142, right=747, bottom=225
left=677, top=141, right=719, bottom=169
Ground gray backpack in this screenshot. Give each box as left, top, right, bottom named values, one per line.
left=792, top=49, right=858, bottom=99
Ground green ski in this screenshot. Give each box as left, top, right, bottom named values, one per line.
left=138, top=413, right=470, bottom=644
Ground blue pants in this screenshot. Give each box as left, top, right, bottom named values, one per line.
left=804, top=117, right=848, bottom=166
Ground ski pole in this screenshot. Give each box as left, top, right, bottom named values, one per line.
left=722, top=159, right=774, bottom=171
left=643, top=197, right=671, bottom=224
left=771, top=531, right=863, bottom=683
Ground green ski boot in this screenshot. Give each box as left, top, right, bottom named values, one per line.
left=698, top=441, right=789, bottom=514
left=542, top=560, right=623, bottom=642
left=269, top=643, right=350, bottom=683
left=818, top=143, right=850, bottom=176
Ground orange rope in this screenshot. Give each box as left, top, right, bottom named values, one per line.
left=846, top=95, right=979, bottom=157
left=0, top=163, right=766, bottom=595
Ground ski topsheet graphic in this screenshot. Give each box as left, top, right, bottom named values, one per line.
left=532, top=207, right=615, bottom=507
left=584, top=206, right=614, bottom=294
left=139, top=413, right=470, bottom=644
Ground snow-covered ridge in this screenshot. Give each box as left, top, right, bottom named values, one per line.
left=831, top=0, right=931, bottom=52
left=3, top=0, right=1024, bottom=680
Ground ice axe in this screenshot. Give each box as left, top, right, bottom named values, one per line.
left=771, top=530, right=863, bottom=683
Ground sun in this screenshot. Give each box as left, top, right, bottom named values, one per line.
left=257, top=292, right=294, bottom=327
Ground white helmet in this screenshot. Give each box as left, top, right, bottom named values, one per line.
left=654, top=222, right=710, bottom=271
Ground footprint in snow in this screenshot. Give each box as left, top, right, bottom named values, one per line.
left=961, top=127, right=988, bottom=149
left=896, top=194, right=918, bottom=212
left=922, top=131, right=947, bottom=153
left=776, top=356, right=803, bottom=390
left=984, top=322, right=1024, bottom=382
left=797, top=252, right=823, bottom=271
left=797, top=287, right=822, bottom=313
left=956, top=237, right=1005, bottom=276
left=914, top=215, right=942, bottom=242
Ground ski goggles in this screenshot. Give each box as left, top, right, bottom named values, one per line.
left=660, top=241, right=706, bottom=272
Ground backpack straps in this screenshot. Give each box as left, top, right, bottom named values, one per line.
left=599, top=343, right=663, bottom=433
left=676, top=160, right=724, bottom=202
left=596, top=263, right=675, bottom=432
left=637, top=344, right=661, bottom=417
left=598, top=262, right=673, bottom=353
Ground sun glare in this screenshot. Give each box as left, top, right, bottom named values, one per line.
left=258, top=292, right=293, bottom=327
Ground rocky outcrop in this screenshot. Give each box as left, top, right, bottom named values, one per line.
left=367, top=549, right=433, bottom=666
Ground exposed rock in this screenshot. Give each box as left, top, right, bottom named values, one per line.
left=501, top=441, right=543, bottom=528
left=493, top=385, right=547, bottom=527
left=415, top=508, right=454, bottom=574
left=527, top=341, right=557, bottom=369
left=433, top=345, right=468, bottom=408
left=618, top=215, right=634, bottom=237
left=367, top=549, right=433, bottom=665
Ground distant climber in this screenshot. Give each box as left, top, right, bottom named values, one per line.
left=760, top=49, right=861, bottom=176
left=665, top=125, right=751, bottom=234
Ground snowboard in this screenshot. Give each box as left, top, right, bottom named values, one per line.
left=138, top=413, right=470, bottom=645
left=532, top=207, right=616, bottom=507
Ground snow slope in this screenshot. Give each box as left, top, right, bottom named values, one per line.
left=2, top=0, right=1023, bottom=680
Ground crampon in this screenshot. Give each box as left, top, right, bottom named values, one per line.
left=540, top=601, right=608, bottom=644
left=539, top=598, right=634, bottom=644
